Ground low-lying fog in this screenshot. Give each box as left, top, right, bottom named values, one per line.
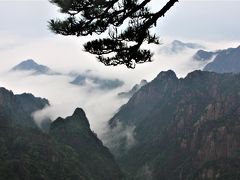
left=0, top=36, right=239, bottom=138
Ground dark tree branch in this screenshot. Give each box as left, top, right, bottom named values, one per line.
left=49, top=0, right=179, bottom=68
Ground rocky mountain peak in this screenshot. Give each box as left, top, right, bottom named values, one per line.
left=72, top=107, right=89, bottom=126
left=12, top=59, right=45, bottom=70
left=0, top=87, right=124, bottom=180
left=185, top=70, right=205, bottom=79
left=21, top=59, right=37, bottom=65
left=51, top=108, right=90, bottom=131
left=156, top=70, right=178, bottom=81
left=73, top=107, right=86, bottom=117
left=49, top=108, right=124, bottom=180
left=0, top=87, right=50, bottom=128
left=108, top=70, right=240, bottom=179
left=10, top=59, right=59, bottom=75
left=139, top=79, right=147, bottom=86
left=0, top=87, right=14, bottom=97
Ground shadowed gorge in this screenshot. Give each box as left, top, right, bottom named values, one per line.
left=107, top=70, right=240, bottom=179
left=0, top=88, right=124, bottom=180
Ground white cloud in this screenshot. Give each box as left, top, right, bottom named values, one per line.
left=0, top=32, right=239, bottom=138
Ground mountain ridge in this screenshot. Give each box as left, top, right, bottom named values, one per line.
left=0, top=87, right=49, bottom=128
left=71, top=73, right=124, bottom=90
left=193, top=45, right=240, bottom=74
left=203, top=46, right=240, bottom=73
left=107, top=70, right=240, bottom=180
left=159, top=40, right=204, bottom=54
left=0, top=86, right=125, bottom=180
left=118, top=79, right=147, bottom=98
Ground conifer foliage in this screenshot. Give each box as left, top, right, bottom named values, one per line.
left=49, top=0, right=178, bottom=68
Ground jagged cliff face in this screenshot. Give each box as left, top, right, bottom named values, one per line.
left=50, top=108, right=124, bottom=180
left=0, top=87, right=49, bottom=128
left=0, top=87, right=124, bottom=180
left=108, top=70, right=240, bottom=180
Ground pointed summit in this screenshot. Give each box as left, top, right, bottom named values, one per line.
left=49, top=109, right=124, bottom=180
left=11, top=59, right=50, bottom=74
left=72, top=107, right=88, bottom=125
left=21, top=59, right=36, bottom=65
left=10, top=59, right=60, bottom=75
left=73, top=107, right=85, bottom=116
left=51, top=108, right=90, bottom=131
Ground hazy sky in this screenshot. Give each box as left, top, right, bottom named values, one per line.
left=156, top=0, right=240, bottom=41
left=0, top=0, right=240, bottom=41
left=0, top=0, right=239, bottom=68
left=0, top=0, right=239, bottom=88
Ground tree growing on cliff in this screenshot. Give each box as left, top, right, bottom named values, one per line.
left=49, top=0, right=179, bottom=68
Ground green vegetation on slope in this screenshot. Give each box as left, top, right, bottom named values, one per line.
left=0, top=88, right=124, bottom=180
left=108, top=70, right=240, bottom=180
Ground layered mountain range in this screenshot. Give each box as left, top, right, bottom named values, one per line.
left=1, top=68, right=240, bottom=179
left=159, top=40, right=204, bottom=54
left=194, top=45, right=240, bottom=73
left=0, top=87, right=124, bottom=180
left=108, top=70, right=240, bottom=180
left=71, top=74, right=124, bottom=90
left=2, top=42, right=240, bottom=179
left=10, top=59, right=124, bottom=90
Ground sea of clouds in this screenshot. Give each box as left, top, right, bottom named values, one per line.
left=0, top=35, right=239, bottom=139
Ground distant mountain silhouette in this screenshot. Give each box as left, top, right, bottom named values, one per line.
left=203, top=46, right=240, bottom=73
left=159, top=40, right=204, bottom=54
left=71, top=74, right=124, bottom=90
left=118, top=80, right=147, bottom=98
left=11, top=59, right=59, bottom=75
left=193, top=49, right=218, bottom=62
left=193, top=45, right=240, bottom=73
